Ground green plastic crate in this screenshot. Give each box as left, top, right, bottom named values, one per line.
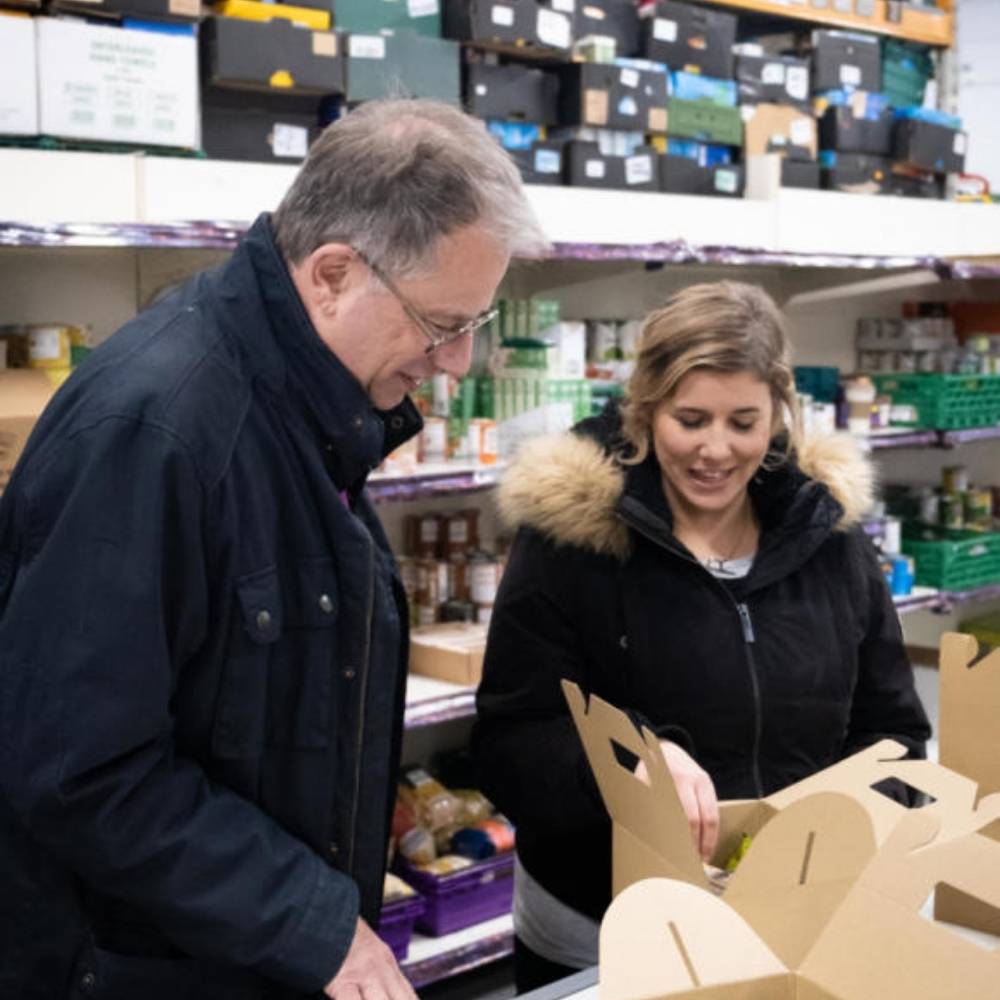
left=881, top=39, right=933, bottom=109
left=902, top=526, right=1000, bottom=591
left=872, top=373, right=1000, bottom=430
left=667, top=99, right=743, bottom=146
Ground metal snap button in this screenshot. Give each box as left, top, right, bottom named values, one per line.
left=352, top=416, right=364, bottom=430
left=390, top=415, right=404, bottom=430
left=256, top=609, right=272, bottom=631
left=342, top=667, right=356, bottom=680
left=81, top=972, right=96, bottom=992
left=319, top=593, right=334, bottom=614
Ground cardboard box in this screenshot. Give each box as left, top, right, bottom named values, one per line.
left=659, top=156, right=743, bottom=198
left=817, top=91, right=893, bottom=155
left=585, top=635, right=1000, bottom=1000
left=666, top=98, right=742, bottom=147
left=639, top=0, right=736, bottom=80
left=36, top=18, right=199, bottom=150
left=332, top=0, right=441, bottom=37
left=744, top=104, right=817, bottom=161
left=937, top=632, right=1000, bottom=934
left=444, top=0, right=571, bottom=54
left=201, top=95, right=322, bottom=162
left=201, top=17, right=346, bottom=96
left=820, top=152, right=889, bottom=194
left=571, top=0, right=640, bottom=59
left=564, top=141, right=658, bottom=192
left=0, top=370, right=59, bottom=493
left=0, top=15, right=38, bottom=137
left=781, top=158, right=821, bottom=190
left=409, top=622, right=488, bottom=686
left=467, top=62, right=560, bottom=125
left=510, top=139, right=565, bottom=186
left=50, top=0, right=201, bottom=23
left=736, top=54, right=811, bottom=111
left=893, top=118, right=967, bottom=175
left=558, top=62, right=667, bottom=134
left=810, top=29, right=881, bottom=93
left=346, top=32, right=460, bottom=105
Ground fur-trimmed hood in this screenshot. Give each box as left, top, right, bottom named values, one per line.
left=498, top=426, right=875, bottom=561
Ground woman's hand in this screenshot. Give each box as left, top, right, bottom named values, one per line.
left=635, top=741, right=720, bottom=862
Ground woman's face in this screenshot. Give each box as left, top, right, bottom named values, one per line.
left=652, top=369, right=775, bottom=517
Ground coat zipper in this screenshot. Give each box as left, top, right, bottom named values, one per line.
left=618, top=507, right=766, bottom=798
left=736, top=602, right=764, bottom=798
left=345, top=534, right=375, bottom=876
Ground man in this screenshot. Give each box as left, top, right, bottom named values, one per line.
left=0, top=99, right=547, bottom=1000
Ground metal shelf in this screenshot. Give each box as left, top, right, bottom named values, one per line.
left=368, top=461, right=504, bottom=505
left=867, top=425, right=1000, bottom=450
left=894, top=583, right=1000, bottom=616
left=404, top=674, right=477, bottom=730
left=401, top=914, right=513, bottom=989
left=939, top=425, right=1000, bottom=447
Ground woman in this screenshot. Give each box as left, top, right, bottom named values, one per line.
left=473, top=281, right=930, bottom=992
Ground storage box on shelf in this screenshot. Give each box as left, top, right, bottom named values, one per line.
left=903, top=527, right=1000, bottom=593
left=872, top=373, right=1000, bottom=430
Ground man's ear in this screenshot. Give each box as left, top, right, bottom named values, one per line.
left=297, top=243, right=356, bottom=318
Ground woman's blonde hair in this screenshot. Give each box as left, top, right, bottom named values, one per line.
left=620, top=281, right=800, bottom=465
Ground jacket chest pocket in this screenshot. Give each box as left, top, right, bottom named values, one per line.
left=213, top=559, right=339, bottom=758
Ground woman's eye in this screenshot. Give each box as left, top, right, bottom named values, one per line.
left=677, top=417, right=706, bottom=430
left=732, top=421, right=757, bottom=432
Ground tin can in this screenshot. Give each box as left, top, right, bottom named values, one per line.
left=414, top=603, right=437, bottom=626
left=417, top=514, right=442, bottom=559
left=917, top=489, right=939, bottom=526
left=415, top=559, right=449, bottom=605
left=445, top=512, right=471, bottom=558
left=469, top=553, right=501, bottom=605
left=468, top=418, right=498, bottom=465
left=882, top=516, right=902, bottom=555
left=939, top=493, right=964, bottom=530
left=942, top=465, right=969, bottom=494
left=448, top=556, right=470, bottom=603
left=963, top=488, right=993, bottom=530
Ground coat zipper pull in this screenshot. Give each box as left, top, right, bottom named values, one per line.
left=737, top=603, right=755, bottom=644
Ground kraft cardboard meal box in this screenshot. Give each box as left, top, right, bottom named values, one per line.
left=599, top=805, right=1000, bottom=1000
left=0, top=370, right=60, bottom=493
left=936, top=632, right=1000, bottom=934
left=565, top=667, right=1000, bottom=1000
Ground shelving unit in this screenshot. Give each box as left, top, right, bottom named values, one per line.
left=369, top=461, right=504, bottom=505
left=401, top=915, right=514, bottom=989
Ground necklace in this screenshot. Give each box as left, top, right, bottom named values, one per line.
left=699, top=508, right=756, bottom=577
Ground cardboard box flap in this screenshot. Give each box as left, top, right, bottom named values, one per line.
left=600, top=878, right=792, bottom=1000
left=800, top=812, right=1000, bottom=1000
left=764, top=738, right=980, bottom=843
left=563, top=680, right=706, bottom=886
left=724, top=792, right=876, bottom=969
left=0, top=369, right=59, bottom=419
left=940, top=632, right=1000, bottom=800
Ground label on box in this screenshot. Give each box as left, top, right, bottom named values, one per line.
left=312, top=32, right=338, bottom=57
left=408, top=0, right=439, bottom=16
left=762, top=62, right=785, bottom=85
left=954, top=132, right=967, bottom=155
left=790, top=118, right=813, bottom=146
left=840, top=64, right=862, bottom=87
left=582, top=3, right=604, bottom=18
left=272, top=123, right=309, bottom=158
left=492, top=4, right=514, bottom=26
left=584, top=88, right=609, bottom=126
left=28, top=329, right=63, bottom=362
left=714, top=168, right=738, bottom=194
left=620, top=68, right=639, bottom=88
left=169, top=0, right=200, bottom=15
left=535, top=148, right=561, bottom=173
left=617, top=95, right=638, bottom=118
left=555, top=0, right=576, bottom=11
left=36, top=20, right=198, bottom=149
left=648, top=107, right=667, bottom=132
left=585, top=158, right=606, bottom=179
left=833, top=0, right=851, bottom=10
left=349, top=35, right=386, bottom=59
left=625, top=154, right=653, bottom=185
left=536, top=9, right=570, bottom=48
left=786, top=65, right=808, bottom=101
left=653, top=18, right=678, bottom=42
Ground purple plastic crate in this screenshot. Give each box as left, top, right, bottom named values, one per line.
left=395, top=852, right=514, bottom=937
left=378, top=893, right=426, bottom=961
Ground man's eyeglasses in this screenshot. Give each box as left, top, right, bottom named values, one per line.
left=354, top=249, right=498, bottom=356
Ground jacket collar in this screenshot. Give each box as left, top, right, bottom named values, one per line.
left=498, top=403, right=874, bottom=567
left=217, top=214, right=422, bottom=490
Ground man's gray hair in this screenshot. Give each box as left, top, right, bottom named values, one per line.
left=272, top=99, right=550, bottom=275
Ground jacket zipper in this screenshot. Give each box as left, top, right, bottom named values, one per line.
left=736, top=602, right=764, bottom=798
left=618, top=507, right=766, bottom=798
left=345, top=534, right=376, bottom=876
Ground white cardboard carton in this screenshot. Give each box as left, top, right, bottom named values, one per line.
left=0, top=15, right=39, bottom=137
left=36, top=17, right=198, bottom=149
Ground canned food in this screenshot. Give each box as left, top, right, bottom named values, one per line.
left=963, top=488, right=993, bottom=529
left=939, top=493, right=964, bottom=530
left=942, top=465, right=969, bottom=494
left=418, top=515, right=442, bottom=559
left=469, top=553, right=501, bottom=605
left=448, top=556, right=470, bottom=603
left=918, top=490, right=940, bottom=526
left=420, top=416, right=448, bottom=462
